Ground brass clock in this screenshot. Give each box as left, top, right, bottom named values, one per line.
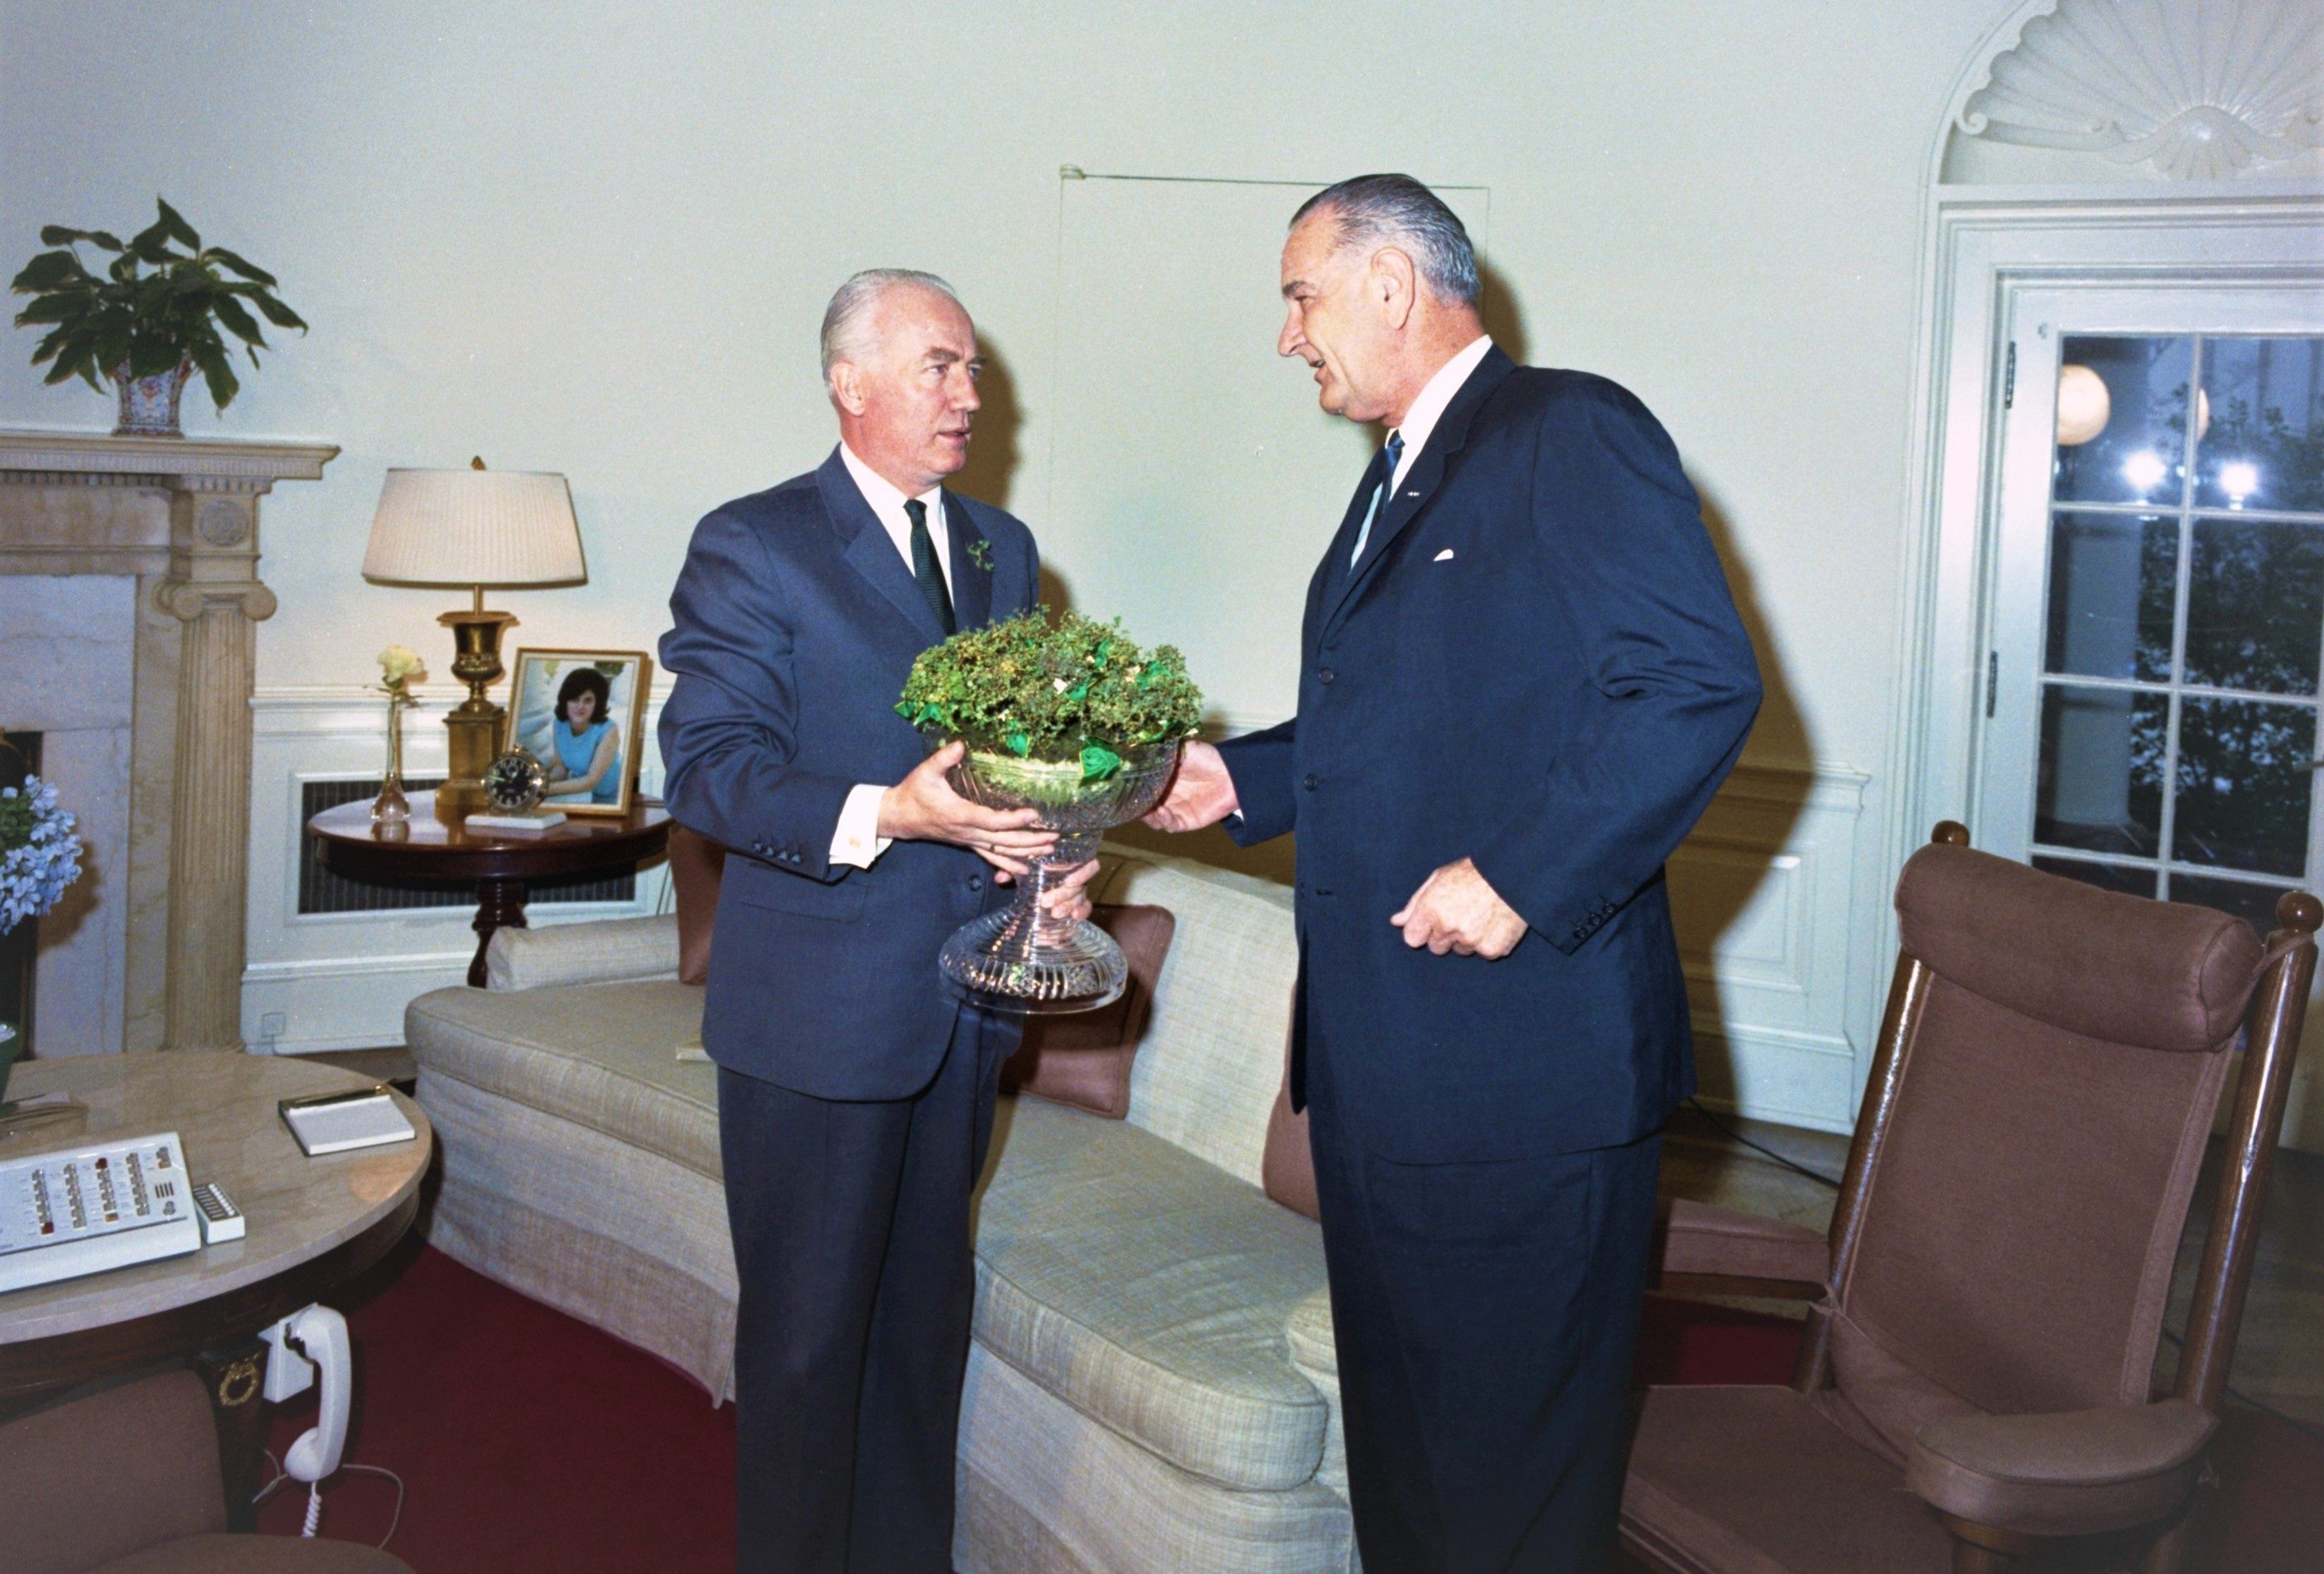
left=481, top=748, right=547, bottom=814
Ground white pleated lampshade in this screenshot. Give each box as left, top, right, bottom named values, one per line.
left=361, top=466, right=586, bottom=587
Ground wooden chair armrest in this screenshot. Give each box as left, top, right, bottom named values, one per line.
left=1651, top=1198, right=1829, bottom=1299
left=1907, top=1399, right=2215, bottom=1540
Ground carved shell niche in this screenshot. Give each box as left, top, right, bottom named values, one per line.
left=1959, top=0, right=2324, bottom=179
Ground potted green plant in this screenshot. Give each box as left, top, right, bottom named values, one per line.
left=9, top=198, right=305, bottom=437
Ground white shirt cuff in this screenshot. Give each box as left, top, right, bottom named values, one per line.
left=829, top=782, right=894, bottom=869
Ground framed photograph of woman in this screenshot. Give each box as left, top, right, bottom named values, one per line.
left=505, top=648, right=652, bottom=816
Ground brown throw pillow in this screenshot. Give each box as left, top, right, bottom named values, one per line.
left=1261, top=1021, right=1319, bottom=1220
left=1000, top=904, right=1175, bottom=1119
left=669, top=826, right=726, bottom=985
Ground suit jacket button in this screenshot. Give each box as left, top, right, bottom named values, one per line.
left=1317, top=667, right=1335, bottom=685
left=1303, top=774, right=1319, bottom=791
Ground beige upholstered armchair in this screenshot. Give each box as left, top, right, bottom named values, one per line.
left=1624, top=823, right=2317, bottom=1573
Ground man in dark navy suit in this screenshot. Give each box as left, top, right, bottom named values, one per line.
left=658, top=269, right=1093, bottom=1573
left=1150, top=177, right=1762, bottom=1570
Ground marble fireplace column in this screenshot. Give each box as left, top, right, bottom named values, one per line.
left=0, top=433, right=335, bottom=1056
left=157, top=487, right=277, bottom=1053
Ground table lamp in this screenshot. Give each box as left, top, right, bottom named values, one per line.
left=360, top=459, right=586, bottom=823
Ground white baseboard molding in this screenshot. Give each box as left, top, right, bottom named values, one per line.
left=1688, top=1019, right=1861, bottom=1136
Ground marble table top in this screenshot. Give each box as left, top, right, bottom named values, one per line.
left=0, top=1053, right=432, bottom=1345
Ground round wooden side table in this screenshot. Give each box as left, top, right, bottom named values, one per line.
left=310, top=790, right=673, bottom=987
left=0, top=1052, right=432, bottom=1528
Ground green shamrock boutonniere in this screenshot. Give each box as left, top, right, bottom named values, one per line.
left=967, top=537, right=993, bottom=571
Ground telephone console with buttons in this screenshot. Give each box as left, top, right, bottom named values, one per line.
left=0, top=1133, right=244, bottom=1294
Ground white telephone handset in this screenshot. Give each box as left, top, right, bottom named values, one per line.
left=281, top=1303, right=350, bottom=1535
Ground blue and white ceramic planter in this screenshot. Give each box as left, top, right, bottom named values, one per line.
left=111, top=359, right=191, bottom=437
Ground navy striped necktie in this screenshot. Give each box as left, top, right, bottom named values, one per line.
left=1349, top=430, right=1405, bottom=567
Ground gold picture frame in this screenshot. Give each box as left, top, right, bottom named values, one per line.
left=505, top=647, right=652, bottom=817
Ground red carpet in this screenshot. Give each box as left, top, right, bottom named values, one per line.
left=258, top=1242, right=2317, bottom=1571
left=257, top=1238, right=734, bottom=1571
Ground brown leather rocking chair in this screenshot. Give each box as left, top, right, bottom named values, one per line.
left=1622, top=822, right=2318, bottom=1573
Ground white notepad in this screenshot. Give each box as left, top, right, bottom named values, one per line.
left=278, top=1088, right=417, bottom=1157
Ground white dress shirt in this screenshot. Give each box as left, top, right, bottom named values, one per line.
left=839, top=442, right=954, bottom=597
left=1351, top=334, right=1494, bottom=566
left=830, top=444, right=955, bottom=869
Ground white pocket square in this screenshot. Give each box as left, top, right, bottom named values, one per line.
left=1433, top=548, right=1456, bottom=562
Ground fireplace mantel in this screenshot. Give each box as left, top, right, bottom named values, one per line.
left=0, top=429, right=338, bottom=1056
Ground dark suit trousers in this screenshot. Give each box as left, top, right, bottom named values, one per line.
left=1306, top=1043, right=1662, bottom=1573
left=719, top=1012, right=1004, bottom=1574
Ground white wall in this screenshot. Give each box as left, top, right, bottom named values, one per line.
left=0, top=0, right=2023, bottom=1121
left=0, top=0, right=2006, bottom=760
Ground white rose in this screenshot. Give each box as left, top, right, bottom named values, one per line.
left=378, top=646, right=426, bottom=686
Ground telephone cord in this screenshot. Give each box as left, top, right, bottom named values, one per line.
left=254, top=1451, right=407, bottom=1550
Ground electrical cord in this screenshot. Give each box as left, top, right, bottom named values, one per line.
left=1681, top=1098, right=1846, bottom=1189
left=1677, top=1102, right=2324, bottom=1445
left=2155, top=1325, right=2324, bottom=1445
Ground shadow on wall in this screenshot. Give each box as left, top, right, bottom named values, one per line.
left=951, top=335, right=1023, bottom=515
left=1111, top=258, right=1535, bottom=889
left=1005, top=264, right=1817, bottom=1037
left=1675, top=477, right=1812, bottom=1106
left=1477, top=258, right=1529, bottom=367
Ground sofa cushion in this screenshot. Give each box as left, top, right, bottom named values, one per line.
left=485, top=913, right=680, bottom=990
left=670, top=826, right=727, bottom=985
left=1002, top=904, right=1176, bottom=1119
left=1261, top=1030, right=1318, bottom=1220
left=1092, top=851, right=1299, bottom=1187
left=1896, top=842, right=2259, bottom=1052
left=974, top=1095, right=1331, bottom=1492
left=404, top=981, right=720, bottom=1179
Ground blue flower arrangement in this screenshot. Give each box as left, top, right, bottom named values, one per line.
left=0, top=775, right=83, bottom=936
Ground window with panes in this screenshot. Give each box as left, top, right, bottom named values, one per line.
left=2035, top=334, right=2324, bottom=934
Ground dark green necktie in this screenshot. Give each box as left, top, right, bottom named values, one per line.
left=904, top=497, right=956, bottom=635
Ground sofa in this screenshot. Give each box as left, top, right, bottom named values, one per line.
left=403, top=847, right=1357, bottom=1573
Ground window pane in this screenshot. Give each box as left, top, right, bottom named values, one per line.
left=2170, top=872, right=2295, bottom=938
left=2185, top=517, right=2324, bottom=695
left=2196, top=337, right=2324, bottom=514
left=2172, top=697, right=2316, bottom=876
left=2037, top=685, right=2166, bottom=857
left=2033, top=857, right=2158, bottom=899
left=2045, top=512, right=2176, bottom=681
left=2055, top=336, right=2193, bottom=507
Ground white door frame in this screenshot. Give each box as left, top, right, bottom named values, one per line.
left=1888, top=194, right=2324, bottom=893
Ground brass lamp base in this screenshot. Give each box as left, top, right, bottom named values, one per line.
left=435, top=604, right=518, bottom=826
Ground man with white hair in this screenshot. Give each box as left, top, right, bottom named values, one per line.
left=659, top=270, right=1087, bottom=1572
left=1150, top=176, right=1762, bottom=1568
